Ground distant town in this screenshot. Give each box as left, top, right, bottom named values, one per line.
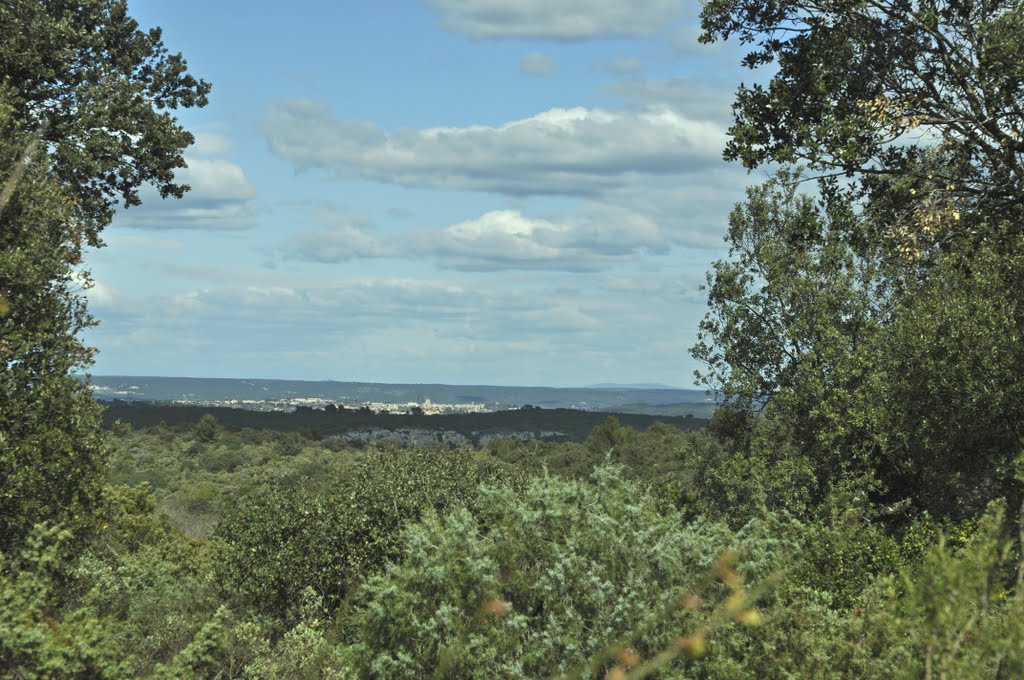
left=86, top=376, right=717, bottom=419
left=160, top=396, right=494, bottom=416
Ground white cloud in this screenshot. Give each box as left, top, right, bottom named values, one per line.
left=519, top=52, right=556, bottom=77
left=287, top=225, right=393, bottom=263
left=604, top=77, right=735, bottom=125
left=282, top=205, right=669, bottom=271
left=113, top=155, right=258, bottom=230
left=417, top=206, right=667, bottom=271
left=262, top=99, right=727, bottom=196
left=71, top=270, right=116, bottom=308
left=420, top=210, right=590, bottom=270
left=427, top=0, right=684, bottom=40
left=177, top=158, right=255, bottom=202
left=190, top=132, right=233, bottom=157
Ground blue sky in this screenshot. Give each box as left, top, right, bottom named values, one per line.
left=83, top=0, right=765, bottom=387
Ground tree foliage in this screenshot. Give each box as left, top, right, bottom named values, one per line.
left=0, top=0, right=211, bottom=237
left=695, top=0, right=1024, bottom=519
left=343, top=467, right=801, bottom=679
left=0, top=0, right=208, bottom=554
left=0, top=91, right=106, bottom=552
left=700, top=0, right=1024, bottom=226
left=215, top=446, right=485, bottom=621
left=0, top=525, right=130, bottom=678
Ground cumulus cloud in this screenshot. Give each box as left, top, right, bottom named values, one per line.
left=190, top=132, right=233, bottom=157
left=283, top=205, right=668, bottom=271
left=178, top=158, right=254, bottom=202
left=262, top=99, right=727, bottom=196
left=71, top=270, right=116, bottom=309
left=286, top=225, right=393, bottom=263
left=419, top=206, right=667, bottom=271
left=427, top=0, right=684, bottom=40
left=519, top=52, right=556, bottom=76
left=418, top=210, right=607, bottom=271
left=605, top=77, right=736, bottom=125
left=113, top=155, right=258, bottom=230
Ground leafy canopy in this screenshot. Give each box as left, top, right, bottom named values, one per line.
left=0, top=0, right=208, bottom=552
left=701, top=0, right=1024, bottom=224
left=0, top=0, right=211, bottom=239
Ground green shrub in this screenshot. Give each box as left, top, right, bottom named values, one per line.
left=194, top=413, right=221, bottom=443
left=215, top=446, right=487, bottom=621
left=68, top=485, right=221, bottom=675
left=342, top=466, right=804, bottom=678
left=0, top=526, right=130, bottom=678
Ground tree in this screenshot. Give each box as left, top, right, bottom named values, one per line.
left=215, top=447, right=484, bottom=621
left=692, top=171, right=891, bottom=495
left=0, top=1, right=208, bottom=553
left=194, top=414, right=221, bottom=443
left=0, top=93, right=107, bottom=551
left=692, top=171, right=882, bottom=412
left=864, top=236, right=1024, bottom=517
left=700, top=0, right=1024, bottom=234
left=694, top=0, right=1024, bottom=518
left=0, top=0, right=211, bottom=239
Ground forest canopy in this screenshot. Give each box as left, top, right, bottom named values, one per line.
left=2, top=0, right=1024, bottom=677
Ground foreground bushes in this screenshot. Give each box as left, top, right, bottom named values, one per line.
left=4, top=425, right=1024, bottom=678
left=215, top=445, right=491, bottom=621
left=343, top=467, right=802, bottom=677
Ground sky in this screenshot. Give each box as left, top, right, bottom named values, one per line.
left=83, top=0, right=769, bottom=388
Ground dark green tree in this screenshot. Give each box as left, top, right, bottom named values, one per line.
left=0, top=0, right=209, bottom=553
left=215, top=447, right=483, bottom=621
left=0, top=0, right=211, bottom=239
left=694, top=0, right=1024, bottom=518
left=194, top=414, right=221, bottom=443
left=0, top=95, right=107, bottom=551
left=692, top=171, right=889, bottom=496
left=700, top=0, right=1024, bottom=227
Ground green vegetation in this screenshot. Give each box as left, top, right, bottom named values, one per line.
left=99, top=399, right=707, bottom=442
left=3, top=0, right=1024, bottom=677
left=1, top=0, right=208, bottom=556
left=0, top=88, right=106, bottom=555
left=8, top=422, right=1024, bottom=677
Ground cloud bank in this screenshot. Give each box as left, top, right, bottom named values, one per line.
left=262, top=99, right=727, bottom=196
left=427, top=0, right=684, bottom=40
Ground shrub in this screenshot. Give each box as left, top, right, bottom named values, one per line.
left=215, top=446, right=487, bottom=621
left=342, top=466, right=804, bottom=678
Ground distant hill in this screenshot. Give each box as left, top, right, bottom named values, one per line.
left=586, top=382, right=682, bottom=390
left=86, top=375, right=711, bottom=415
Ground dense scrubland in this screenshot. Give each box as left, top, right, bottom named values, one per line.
left=4, top=0, right=1024, bottom=677
left=6, top=416, right=1024, bottom=677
